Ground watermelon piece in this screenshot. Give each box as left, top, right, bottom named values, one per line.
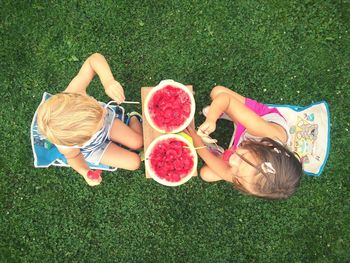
left=149, top=138, right=194, bottom=183
left=87, top=169, right=102, bottom=180
left=147, top=85, right=192, bottom=132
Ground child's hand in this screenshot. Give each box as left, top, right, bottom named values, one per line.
left=104, top=79, right=125, bottom=104
left=197, top=120, right=218, bottom=144
left=197, top=120, right=216, bottom=137
left=85, top=169, right=102, bottom=186
left=184, top=126, right=205, bottom=147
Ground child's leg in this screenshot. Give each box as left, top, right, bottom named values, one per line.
left=109, top=118, right=143, bottom=150
left=200, top=165, right=223, bottom=182
left=210, top=86, right=248, bottom=122
left=99, top=143, right=141, bottom=171
left=98, top=117, right=143, bottom=170
left=210, top=85, right=246, bottom=104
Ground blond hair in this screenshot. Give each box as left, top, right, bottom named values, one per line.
left=37, top=92, right=104, bottom=146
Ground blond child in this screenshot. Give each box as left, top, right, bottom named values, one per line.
left=186, top=86, right=303, bottom=200
left=37, top=53, right=143, bottom=186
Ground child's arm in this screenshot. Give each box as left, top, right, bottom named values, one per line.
left=185, top=126, right=233, bottom=182
left=200, top=93, right=287, bottom=143
left=65, top=53, right=125, bottom=103
left=57, top=147, right=101, bottom=186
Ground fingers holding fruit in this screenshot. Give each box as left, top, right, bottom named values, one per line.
left=197, top=121, right=218, bottom=144
left=197, top=121, right=216, bottom=137
left=85, top=169, right=102, bottom=186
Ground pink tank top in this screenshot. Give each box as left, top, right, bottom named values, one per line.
left=222, top=98, right=284, bottom=162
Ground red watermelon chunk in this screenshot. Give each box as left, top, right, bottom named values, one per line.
left=148, top=85, right=192, bottom=132
left=149, top=138, right=194, bottom=182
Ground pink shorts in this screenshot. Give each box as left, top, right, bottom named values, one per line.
left=222, top=98, right=283, bottom=161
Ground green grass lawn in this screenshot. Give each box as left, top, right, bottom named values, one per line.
left=1, top=0, right=349, bottom=262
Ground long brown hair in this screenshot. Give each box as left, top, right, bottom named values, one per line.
left=232, top=138, right=303, bottom=200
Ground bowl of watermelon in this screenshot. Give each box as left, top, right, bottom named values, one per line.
left=145, top=134, right=198, bottom=186
left=145, top=80, right=195, bottom=133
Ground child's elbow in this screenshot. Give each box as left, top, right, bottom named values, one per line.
left=90, top=52, right=104, bottom=60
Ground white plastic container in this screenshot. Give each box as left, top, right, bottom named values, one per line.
left=144, top=79, right=196, bottom=133
left=145, top=134, right=198, bottom=187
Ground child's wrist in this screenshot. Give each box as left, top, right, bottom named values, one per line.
left=192, top=136, right=205, bottom=147
left=80, top=169, right=90, bottom=178
left=206, top=117, right=217, bottom=124
left=102, top=78, right=116, bottom=89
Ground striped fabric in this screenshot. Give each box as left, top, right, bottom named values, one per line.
left=56, top=103, right=116, bottom=160
left=80, top=107, right=115, bottom=158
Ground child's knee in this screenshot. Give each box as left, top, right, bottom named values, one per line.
left=129, top=135, right=143, bottom=150
left=128, top=154, right=141, bottom=171
left=200, top=166, right=222, bottom=182
left=210, top=85, right=226, bottom=99
left=199, top=166, right=212, bottom=182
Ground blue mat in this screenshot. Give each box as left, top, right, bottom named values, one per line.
left=268, top=101, right=330, bottom=176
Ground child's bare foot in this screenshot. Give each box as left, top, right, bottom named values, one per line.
left=84, top=170, right=102, bottom=186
